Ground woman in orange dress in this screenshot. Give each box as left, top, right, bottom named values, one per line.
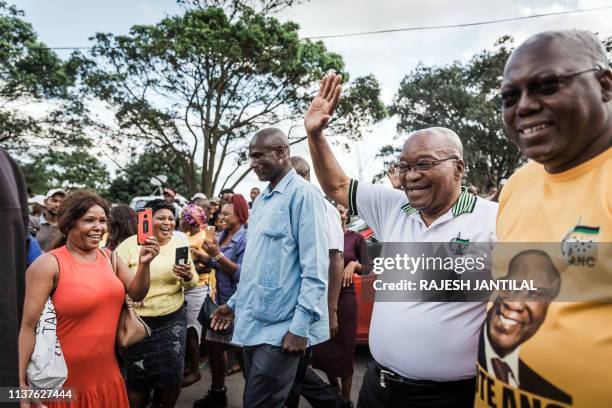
left=18, top=191, right=160, bottom=407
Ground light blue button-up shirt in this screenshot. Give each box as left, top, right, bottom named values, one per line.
left=227, top=169, right=330, bottom=347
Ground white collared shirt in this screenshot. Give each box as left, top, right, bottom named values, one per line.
left=324, top=200, right=344, bottom=252
left=484, top=328, right=520, bottom=387
left=348, top=180, right=497, bottom=381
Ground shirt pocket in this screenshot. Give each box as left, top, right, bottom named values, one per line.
left=250, top=283, right=297, bottom=323
left=258, top=211, right=292, bottom=287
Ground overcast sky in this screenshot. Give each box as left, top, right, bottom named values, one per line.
left=13, top=0, right=612, bottom=196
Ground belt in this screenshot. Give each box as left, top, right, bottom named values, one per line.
left=374, top=362, right=475, bottom=395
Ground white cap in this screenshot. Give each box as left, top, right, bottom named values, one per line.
left=45, top=188, right=67, bottom=199
left=28, top=195, right=46, bottom=207
left=191, top=193, right=207, bottom=201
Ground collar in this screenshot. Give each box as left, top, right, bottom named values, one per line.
left=230, top=225, right=247, bottom=243
left=484, top=326, right=520, bottom=385
left=220, top=225, right=247, bottom=245
left=401, top=187, right=477, bottom=217
left=263, top=169, right=296, bottom=196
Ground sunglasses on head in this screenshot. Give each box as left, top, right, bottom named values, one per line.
left=500, top=66, right=601, bottom=109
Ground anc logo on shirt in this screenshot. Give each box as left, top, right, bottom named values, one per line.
left=449, top=233, right=470, bottom=256
left=561, top=219, right=600, bottom=268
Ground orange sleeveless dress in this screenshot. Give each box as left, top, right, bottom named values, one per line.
left=48, top=246, right=129, bottom=407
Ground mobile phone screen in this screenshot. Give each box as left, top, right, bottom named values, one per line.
left=175, top=246, right=189, bottom=265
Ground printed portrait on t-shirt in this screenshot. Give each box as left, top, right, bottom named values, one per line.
left=477, top=250, right=573, bottom=405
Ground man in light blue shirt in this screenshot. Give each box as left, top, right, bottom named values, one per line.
left=212, top=127, right=330, bottom=408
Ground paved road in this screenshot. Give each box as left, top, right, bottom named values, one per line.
left=177, top=345, right=372, bottom=407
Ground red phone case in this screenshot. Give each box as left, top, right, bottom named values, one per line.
left=137, top=208, right=153, bottom=245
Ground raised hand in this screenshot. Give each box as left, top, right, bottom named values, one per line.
left=139, top=236, right=160, bottom=265
left=304, top=73, right=343, bottom=137
left=387, top=163, right=402, bottom=190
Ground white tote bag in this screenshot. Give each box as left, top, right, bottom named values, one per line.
left=26, top=298, right=68, bottom=389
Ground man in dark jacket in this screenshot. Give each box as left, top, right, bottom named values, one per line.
left=0, top=147, right=28, bottom=388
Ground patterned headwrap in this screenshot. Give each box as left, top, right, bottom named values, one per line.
left=181, top=204, right=207, bottom=226
left=231, top=194, right=249, bottom=225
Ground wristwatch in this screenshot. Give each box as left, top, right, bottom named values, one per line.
left=212, top=253, right=224, bottom=262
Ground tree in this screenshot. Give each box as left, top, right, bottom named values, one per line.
left=82, top=5, right=385, bottom=197
left=20, top=149, right=110, bottom=194
left=0, top=1, right=81, bottom=153
left=106, top=149, right=191, bottom=205
left=383, top=36, right=525, bottom=191
left=177, top=0, right=306, bottom=16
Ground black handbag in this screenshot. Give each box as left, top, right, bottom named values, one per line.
left=197, top=293, right=231, bottom=334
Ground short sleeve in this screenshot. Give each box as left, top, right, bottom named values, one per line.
left=347, top=179, right=406, bottom=240
left=325, top=202, right=344, bottom=251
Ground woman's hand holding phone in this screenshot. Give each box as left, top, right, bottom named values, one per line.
left=172, top=263, right=193, bottom=281
left=202, top=239, right=220, bottom=258
left=139, top=236, right=160, bottom=265
left=190, top=246, right=210, bottom=264
left=137, top=208, right=153, bottom=245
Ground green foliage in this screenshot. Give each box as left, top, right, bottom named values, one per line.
left=384, top=36, right=524, bottom=190
left=106, top=149, right=190, bottom=204
left=177, top=0, right=306, bottom=16
left=330, top=74, right=388, bottom=150
left=20, top=149, right=110, bottom=194
left=83, top=6, right=385, bottom=196
left=0, top=1, right=80, bottom=153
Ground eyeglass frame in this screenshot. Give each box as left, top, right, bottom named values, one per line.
left=499, top=66, right=602, bottom=109
left=395, top=157, right=459, bottom=174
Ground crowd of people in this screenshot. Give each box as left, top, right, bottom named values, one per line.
left=0, top=28, right=610, bottom=408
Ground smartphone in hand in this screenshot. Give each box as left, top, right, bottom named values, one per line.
left=205, top=225, right=216, bottom=242
left=175, top=246, right=189, bottom=265
left=137, top=208, right=153, bottom=246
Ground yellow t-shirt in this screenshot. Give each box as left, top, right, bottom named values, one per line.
left=475, top=148, right=612, bottom=408
left=116, top=234, right=198, bottom=317
left=186, top=230, right=214, bottom=288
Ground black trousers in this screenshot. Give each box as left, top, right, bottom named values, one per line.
left=286, top=350, right=347, bottom=408
left=243, top=344, right=300, bottom=408
left=357, top=363, right=475, bottom=408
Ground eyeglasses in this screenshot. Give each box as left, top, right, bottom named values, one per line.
left=396, top=157, right=458, bottom=174
left=500, top=67, right=601, bottom=109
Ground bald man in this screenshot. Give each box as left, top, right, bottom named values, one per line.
left=304, top=75, right=497, bottom=407
left=478, top=29, right=612, bottom=407
left=211, top=128, right=330, bottom=408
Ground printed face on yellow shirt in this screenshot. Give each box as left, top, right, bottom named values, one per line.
left=487, top=251, right=561, bottom=357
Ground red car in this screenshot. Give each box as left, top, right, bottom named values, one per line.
left=346, top=217, right=380, bottom=344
